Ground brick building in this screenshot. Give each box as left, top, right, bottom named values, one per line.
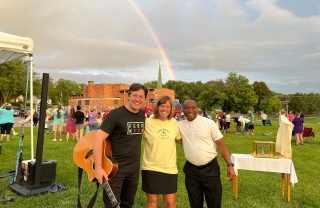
left=68, top=81, right=175, bottom=113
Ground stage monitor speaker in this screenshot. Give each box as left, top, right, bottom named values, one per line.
left=27, top=160, right=57, bottom=184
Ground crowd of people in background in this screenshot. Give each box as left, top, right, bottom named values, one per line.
left=0, top=102, right=115, bottom=142
left=3, top=99, right=308, bottom=148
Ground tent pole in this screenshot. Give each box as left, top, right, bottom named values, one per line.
left=30, top=55, right=34, bottom=160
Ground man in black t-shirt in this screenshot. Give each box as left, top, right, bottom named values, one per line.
left=93, top=83, right=148, bottom=208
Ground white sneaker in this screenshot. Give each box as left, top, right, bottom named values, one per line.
left=52, top=139, right=57, bottom=141
left=13, top=132, right=19, bottom=136
left=59, top=139, right=62, bottom=141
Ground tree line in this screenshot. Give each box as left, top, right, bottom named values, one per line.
left=0, top=60, right=83, bottom=106
left=1, top=61, right=319, bottom=114
left=145, top=72, right=320, bottom=115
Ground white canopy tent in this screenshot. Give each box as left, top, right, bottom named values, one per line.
left=0, top=31, right=36, bottom=160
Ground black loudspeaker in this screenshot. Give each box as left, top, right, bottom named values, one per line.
left=27, top=160, right=57, bottom=184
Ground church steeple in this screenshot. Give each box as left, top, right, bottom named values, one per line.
left=157, top=61, right=163, bottom=88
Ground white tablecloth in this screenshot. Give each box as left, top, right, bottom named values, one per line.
left=231, top=154, right=298, bottom=186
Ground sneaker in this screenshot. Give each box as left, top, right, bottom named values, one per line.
left=13, top=132, right=19, bottom=136
left=52, top=139, right=57, bottom=141
left=59, top=139, right=62, bottom=141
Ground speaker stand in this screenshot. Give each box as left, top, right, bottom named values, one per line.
left=9, top=73, right=64, bottom=196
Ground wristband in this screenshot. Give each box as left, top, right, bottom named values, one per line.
left=227, top=163, right=234, bottom=167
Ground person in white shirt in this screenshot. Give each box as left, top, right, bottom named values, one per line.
left=178, top=100, right=235, bottom=208
left=225, top=112, right=231, bottom=132
left=260, top=111, right=268, bottom=126
left=238, top=116, right=251, bottom=135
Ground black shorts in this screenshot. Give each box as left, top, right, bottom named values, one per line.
left=249, top=123, right=254, bottom=129
left=142, top=170, right=177, bottom=194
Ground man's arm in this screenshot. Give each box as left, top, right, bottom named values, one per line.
left=93, top=129, right=110, bottom=184
left=215, top=139, right=236, bottom=181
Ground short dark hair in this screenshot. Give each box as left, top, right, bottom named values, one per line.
left=128, top=83, right=148, bottom=98
left=153, top=96, right=174, bottom=119
left=77, top=105, right=81, bottom=110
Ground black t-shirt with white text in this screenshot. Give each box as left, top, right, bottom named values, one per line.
left=100, top=106, right=145, bottom=172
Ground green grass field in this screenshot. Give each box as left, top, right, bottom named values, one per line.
left=0, top=118, right=319, bottom=207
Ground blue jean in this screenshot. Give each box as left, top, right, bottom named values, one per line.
left=89, top=123, right=98, bottom=131
left=244, top=122, right=251, bottom=132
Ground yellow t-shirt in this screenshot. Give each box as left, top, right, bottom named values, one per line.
left=142, top=117, right=181, bottom=174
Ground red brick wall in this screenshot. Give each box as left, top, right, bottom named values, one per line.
left=68, top=82, right=175, bottom=112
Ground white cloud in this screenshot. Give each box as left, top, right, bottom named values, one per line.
left=1, top=0, right=320, bottom=94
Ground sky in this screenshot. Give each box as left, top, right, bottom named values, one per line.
left=1, top=0, right=320, bottom=94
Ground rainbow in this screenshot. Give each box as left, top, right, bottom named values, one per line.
left=128, top=0, right=175, bottom=80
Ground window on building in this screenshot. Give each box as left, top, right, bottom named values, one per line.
left=114, top=100, right=118, bottom=105
left=85, top=100, right=89, bottom=105
left=78, top=100, right=81, bottom=106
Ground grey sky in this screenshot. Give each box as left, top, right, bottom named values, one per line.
left=1, top=0, right=319, bottom=94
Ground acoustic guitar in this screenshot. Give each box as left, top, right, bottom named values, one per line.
left=73, top=130, right=120, bottom=207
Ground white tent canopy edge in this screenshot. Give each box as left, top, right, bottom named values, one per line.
left=0, top=31, right=35, bottom=160
left=0, top=32, right=33, bottom=64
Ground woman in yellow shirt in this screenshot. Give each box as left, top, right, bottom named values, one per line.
left=142, top=96, right=182, bottom=208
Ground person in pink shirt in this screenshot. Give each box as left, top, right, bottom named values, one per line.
left=288, top=111, right=294, bottom=122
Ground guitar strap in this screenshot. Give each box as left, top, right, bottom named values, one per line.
left=77, top=167, right=100, bottom=208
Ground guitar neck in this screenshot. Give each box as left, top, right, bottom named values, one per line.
left=102, top=178, right=120, bottom=208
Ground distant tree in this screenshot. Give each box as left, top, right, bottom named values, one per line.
left=144, top=80, right=158, bottom=88
left=198, top=80, right=225, bottom=112
left=79, top=83, right=86, bottom=91
left=164, top=80, right=193, bottom=103
left=224, top=72, right=257, bottom=113
left=50, top=79, right=83, bottom=105
left=287, top=93, right=306, bottom=113
left=260, top=97, right=281, bottom=114
left=253, top=81, right=273, bottom=112
left=47, top=77, right=56, bottom=104
left=304, top=93, right=320, bottom=114
left=197, top=72, right=258, bottom=113
left=188, top=81, right=204, bottom=101
left=0, top=60, right=41, bottom=104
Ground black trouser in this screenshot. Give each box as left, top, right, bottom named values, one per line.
left=33, top=118, right=39, bottom=127
left=104, top=170, right=139, bottom=208
left=262, top=120, right=266, bottom=126
left=183, top=158, right=222, bottom=208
